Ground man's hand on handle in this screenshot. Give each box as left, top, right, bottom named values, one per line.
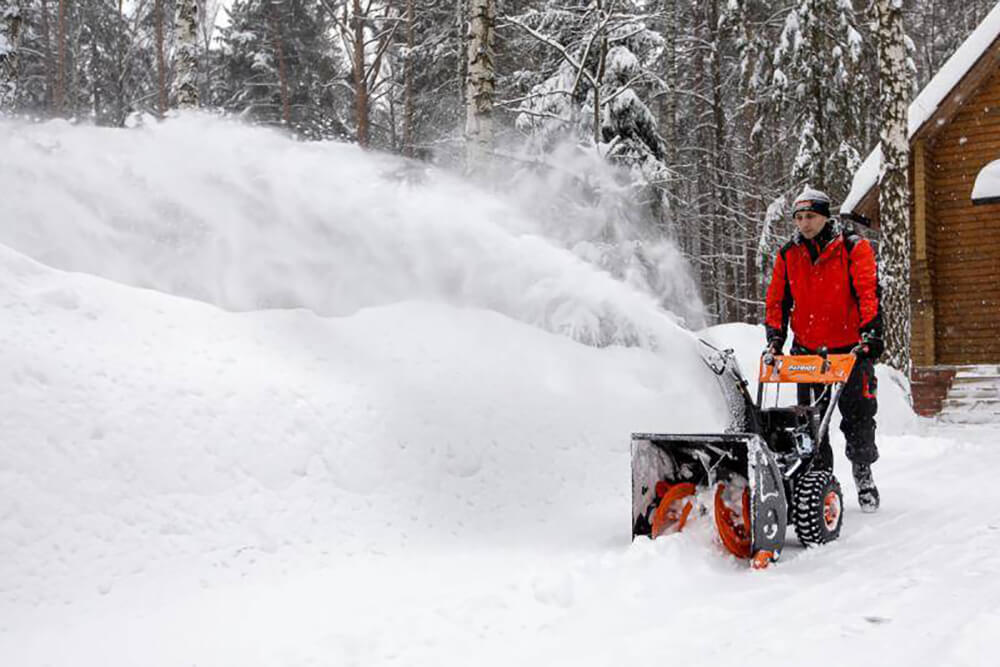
left=763, top=337, right=783, bottom=366
left=857, top=330, right=884, bottom=360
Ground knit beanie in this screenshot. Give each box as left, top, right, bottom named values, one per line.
left=791, top=188, right=832, bottom=218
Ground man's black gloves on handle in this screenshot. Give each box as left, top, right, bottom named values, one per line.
left=764, top=325, right=785, bottom=357
left=859, top=325, right=884, bottom=360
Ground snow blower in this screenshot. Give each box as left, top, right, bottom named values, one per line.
left=631, top=340, right=865, bottom=569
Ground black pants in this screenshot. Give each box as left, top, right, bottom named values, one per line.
left=794, top=346, right=879, bottom=471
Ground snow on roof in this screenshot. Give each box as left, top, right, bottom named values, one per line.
left=972, top=158, right=1000, bottom=202
left=842, top=3, right=1000, bottom=213
left=842, top=146, right=881, bottom=214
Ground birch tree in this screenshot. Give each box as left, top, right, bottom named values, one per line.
left=465, top=0, right=494, bottom=173
left=874, top=0, right=911, bottom=372
left=174, top=0, right=199, bottom=107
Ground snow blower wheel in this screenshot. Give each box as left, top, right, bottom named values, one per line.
left=792, top=471, right=843, bottom=547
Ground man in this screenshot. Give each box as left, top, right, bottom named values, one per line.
left=764, top=188, right=882, bottom=512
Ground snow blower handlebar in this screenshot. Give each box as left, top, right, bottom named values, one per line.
left=756, top=337, right=871, bottom=442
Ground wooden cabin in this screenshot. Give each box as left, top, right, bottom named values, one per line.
left=843, top=7, right=1000, bottom=418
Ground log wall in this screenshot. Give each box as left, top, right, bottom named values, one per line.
left=926, top=66, right=1000, bottom=366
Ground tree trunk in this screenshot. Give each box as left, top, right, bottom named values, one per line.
left=708, top=0, right=732, bottom=321
left=352, top=0, right=369, bottom=146
left=465, top=0, right=494, bottom=174
left=155, top=0, right=166, bottom=116
left=174, top=0, right=200, bottom=108
left=39, top=0, right=53, bottom=111
left=115, top=0, right=125, bottom=123
left=268, top=1, right=290, bottom=125
left=592, top=0, right=608, bottom=146
left=658, top=0, right=678, bottom=239
left=0, top=1, right=23, bottom=109
left=738, top=4, right=761, bottom=323
left=55, top=0, right=66, bottom=114
left=455, top=0, right=466, bottom=121
left=874, top=0, right=912, bottom=373
left=90, top=25, right=100, bottom=120
left=402, top=0, right=414, bottom=157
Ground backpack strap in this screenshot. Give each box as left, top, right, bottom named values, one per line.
left=841, top=221, right=862, bottom=253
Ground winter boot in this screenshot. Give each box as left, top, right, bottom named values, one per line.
left=852, top=462, right=880, bottom=513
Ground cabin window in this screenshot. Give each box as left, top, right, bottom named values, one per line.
left=971, top=159, right=1000, bottom=205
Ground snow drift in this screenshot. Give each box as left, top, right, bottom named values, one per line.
left=0, top=241, right=726, bottom=606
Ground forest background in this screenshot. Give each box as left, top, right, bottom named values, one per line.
left=0, top=0, right=993, bottom=329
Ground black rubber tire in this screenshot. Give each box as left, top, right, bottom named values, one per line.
left=792, top=471, right=843, bottom=547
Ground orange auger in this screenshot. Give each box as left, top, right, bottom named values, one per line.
left=650, top=482, right=696, bottom=538
left=714, top=483, right=752, bottom=559
left=650, top=480, right=760, bottom=563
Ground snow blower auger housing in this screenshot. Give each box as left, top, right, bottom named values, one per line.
left=632, top=342, right=862, bottom=569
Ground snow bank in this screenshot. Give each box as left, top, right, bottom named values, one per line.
left=0, top=233, right=728, bottom=606
left=0, top=113, right=701, bottom=348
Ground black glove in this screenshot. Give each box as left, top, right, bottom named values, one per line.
left=764, top=325, right=785, bottom=356
left=859, top=329, right=884, bottom=360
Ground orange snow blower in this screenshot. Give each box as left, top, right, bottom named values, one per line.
left=632, top=340, right=866, bottom=569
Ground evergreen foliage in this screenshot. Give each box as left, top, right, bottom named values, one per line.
left=215, top=0, right=347, bottom=139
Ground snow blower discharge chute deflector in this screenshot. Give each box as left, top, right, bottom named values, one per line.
left=632, top=342, right=865, bottom=569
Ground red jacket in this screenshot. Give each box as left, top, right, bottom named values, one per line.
left=765, top=223, right=881, bottom=352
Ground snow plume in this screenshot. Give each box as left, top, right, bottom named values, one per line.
left=0, top=113, right=702, bottom=348
left=500, top=140, right=705, bottom=330
left=501, top=17, right=701, bottom=328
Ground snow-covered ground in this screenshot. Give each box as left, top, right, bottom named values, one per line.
left=1, top=116, right=998, bottom=666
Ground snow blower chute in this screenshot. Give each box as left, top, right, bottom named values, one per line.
left=631, top=341, right=864, bottom=569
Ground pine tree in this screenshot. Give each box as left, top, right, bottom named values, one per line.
left=390, top=0, right=466, bottom=161
left=773, top=0, right=870, bottom=200
left=722, top=0, right=787, bottom=322
left=907, top=0, right=995, bottom=88
left=506, top=2, right=667, bottom=186
left=216, top=0, right=346, bottom=139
